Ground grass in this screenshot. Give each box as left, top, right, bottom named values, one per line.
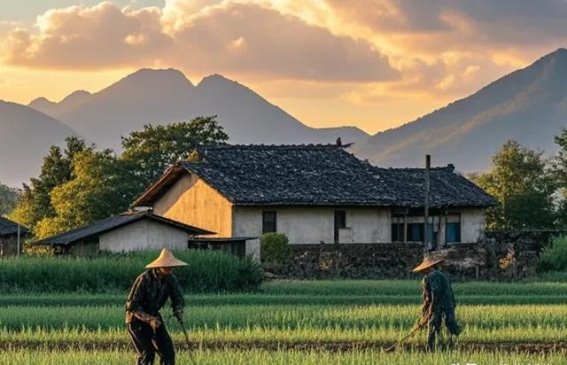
left=0, top=349, right=565, bottom=365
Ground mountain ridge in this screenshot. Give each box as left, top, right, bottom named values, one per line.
left=30, top=69, right=369, bottom=150
left=353, top=48, right=567, bottom=171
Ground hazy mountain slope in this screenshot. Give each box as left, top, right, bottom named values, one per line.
left=353, top=48, right=567, bottom=172
left=0, top=101, right=76, bottom=187
left=30, top=90, right=93, bottom=120
left=33, top=70, right=367, bottom=150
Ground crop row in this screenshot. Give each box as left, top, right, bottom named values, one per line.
left=0, top=349, right=565, bottom=365
left=1, top=325, right=566, bottom=347
left=3, top=293, right=567, bottom=307
left=263, top=279, right=567, bottom=296
left=1, top=304, right=565, bottom=331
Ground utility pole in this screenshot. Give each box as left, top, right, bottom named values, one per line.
left=17, top=223, right=21, bottom=256
left=424, top=155, right=431, bottom=256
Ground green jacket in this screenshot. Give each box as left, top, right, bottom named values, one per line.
left=421, top=270, right=456, bottom=318
left=125, top=269, right=184, bottom=324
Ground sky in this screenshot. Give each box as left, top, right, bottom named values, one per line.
left=0, top=0, right=566, bottom=134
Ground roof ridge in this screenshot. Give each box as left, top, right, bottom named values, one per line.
left=197, top=144, right=341, bottom=150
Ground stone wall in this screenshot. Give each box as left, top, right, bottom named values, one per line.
left=269, top=242, right=487, bottom=280
left=268, top=230, right=567, bottom=280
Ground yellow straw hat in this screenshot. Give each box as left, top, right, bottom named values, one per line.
left=145, top=248, right=189, bottom=269
left=412, top=256, right=445, bottom=272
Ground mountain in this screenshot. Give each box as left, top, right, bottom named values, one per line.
left=0, top=101, right=76, bottom=187
left=30, top=90, right=92, bottom=120
left=32, top=69, right=368, bottom=150
left=353, top=48, right=567, bottom=172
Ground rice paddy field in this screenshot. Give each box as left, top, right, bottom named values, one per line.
left=1, top=280, right=566, bottom=364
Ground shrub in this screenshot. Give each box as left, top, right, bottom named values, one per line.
left=0, top=250, right=263, bottom=293
left=261, top=232, right=291, bottom=263
left=538, top=235, right=567, bottom=272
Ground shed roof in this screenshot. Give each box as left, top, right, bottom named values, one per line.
left=36, top=212, right=214, bottom=246
left=0, top=217, right=29, bottom=236
left=132, top=144, right=496, bottom=208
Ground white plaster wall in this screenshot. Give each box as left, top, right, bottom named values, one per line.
left=99, top=220, right=188, bottom=252
left=460, top=208, right=486, bottom=243
left=233, top=207, right=391, bottom=244
left=348, top=208, right=390, bottom=243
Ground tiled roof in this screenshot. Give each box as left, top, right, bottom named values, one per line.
left=133, top=144, right=496, bottom=208
left=36, top=212, right=214, bottom=246
left=0, top=217, right=29, bottom=236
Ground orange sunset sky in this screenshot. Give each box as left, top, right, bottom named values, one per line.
left=0, top=0, right=566, bottom=134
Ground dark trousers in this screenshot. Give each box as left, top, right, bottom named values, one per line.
left=128, top=318, right=175, bottom=365
left=427, top=309, right=461, bottom=351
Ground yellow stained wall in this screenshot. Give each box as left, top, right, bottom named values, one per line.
left=152, top=174, right=233, bottom=237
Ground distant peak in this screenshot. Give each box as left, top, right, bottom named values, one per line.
left=120, top=68, right=193, bottom=87
left=536, top=47, right=567, bottom=65
left=198, top=74, right=235, bottom=85
left=60, top=90, right=91, bottom=103
left=196, top=74, right=253, bottom=94
left=29, top=96, right=55, bottom=107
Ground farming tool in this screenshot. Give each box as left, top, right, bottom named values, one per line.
left=176, top=315, right=197, bottom=365
left=385, top=321, right=427, bottom=352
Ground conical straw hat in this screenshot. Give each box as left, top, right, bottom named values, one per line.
left=412, top=256, right=445, bottom=272
left=145, top=248, right=188, bottom=269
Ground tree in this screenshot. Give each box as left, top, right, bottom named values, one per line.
left=34, top=149, right=136, bottom=239
left=9, top=137, right=91, bottom=233
left=469, top=140, right=557, bottom=230
left=0, top=181, right=19, bottom=216
left=121, top=116, right=229, bottom=189
left=553, top=128, right=567, bottom=227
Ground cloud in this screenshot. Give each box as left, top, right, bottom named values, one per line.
left=169, top=2, right=398, bottom=81
left=0, top=1, right=397, bottom=82
left=1, top=2, right=172, bottom=69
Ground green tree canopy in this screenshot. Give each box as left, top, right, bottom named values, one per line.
left=121, top=116, right=228, bottom=189
left=9, top=137, right=88, bottom=227
left=469, top=140, right=557, bottom=230
left=34, top=149, right=135, bottom=239
left=0, top=181, right=19, bottom=216
left=553, top=128, right=567, bottom=227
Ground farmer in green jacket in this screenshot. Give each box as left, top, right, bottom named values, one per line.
left=413, top=256, right=461, bottom=351
left=126, top=248, right=187, bottom=365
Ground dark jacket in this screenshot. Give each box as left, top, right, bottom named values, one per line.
left=421, top=270, right=456, bottom=318
left=125, top=269, right=184, bottom=324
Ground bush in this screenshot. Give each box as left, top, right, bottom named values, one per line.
left=0, top=250, right=263, bottom=293
left=261, top=232, right=291, bottom=263
left=538, top=235, right=567, bottom=272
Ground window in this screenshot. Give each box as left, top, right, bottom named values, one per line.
left=406, top=223, right=436, bottom=243
left=446, top=222, right=461, bottom=243
left=407, top=223, right=424, bottom=242
left=334, top=210, right=346, bottom=243
left=262, top=211, right=277, bottom=233
left=391, top=223, right=405, bottom=242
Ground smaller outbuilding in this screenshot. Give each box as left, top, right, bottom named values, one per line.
left=0, top=217, right=29, bottom=257
left=35, top=212, right=214, bottom=255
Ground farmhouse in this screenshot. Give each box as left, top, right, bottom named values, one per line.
left=36, top=212, right=213, bottom=255
left=132, top=145, right=496, bottom=250
left=0, top=217, right=29, bottom=257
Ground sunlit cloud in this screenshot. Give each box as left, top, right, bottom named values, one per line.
left=0, top=0, right=565, bottom=133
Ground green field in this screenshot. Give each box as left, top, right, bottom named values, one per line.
left=1, top=280, right=566, bottom=364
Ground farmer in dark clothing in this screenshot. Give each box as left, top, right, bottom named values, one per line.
left=126, top=248, right=187, bottom=365
left=413, top=256, right=461, bottom=351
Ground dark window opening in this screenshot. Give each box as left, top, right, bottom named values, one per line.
left=334, top=210, right=346, bottom=243
left=391, top=223, right=405, bottom=242
left=262, top=211, right=277, bottom=233
left=446, top=222, right=461, bottom=243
